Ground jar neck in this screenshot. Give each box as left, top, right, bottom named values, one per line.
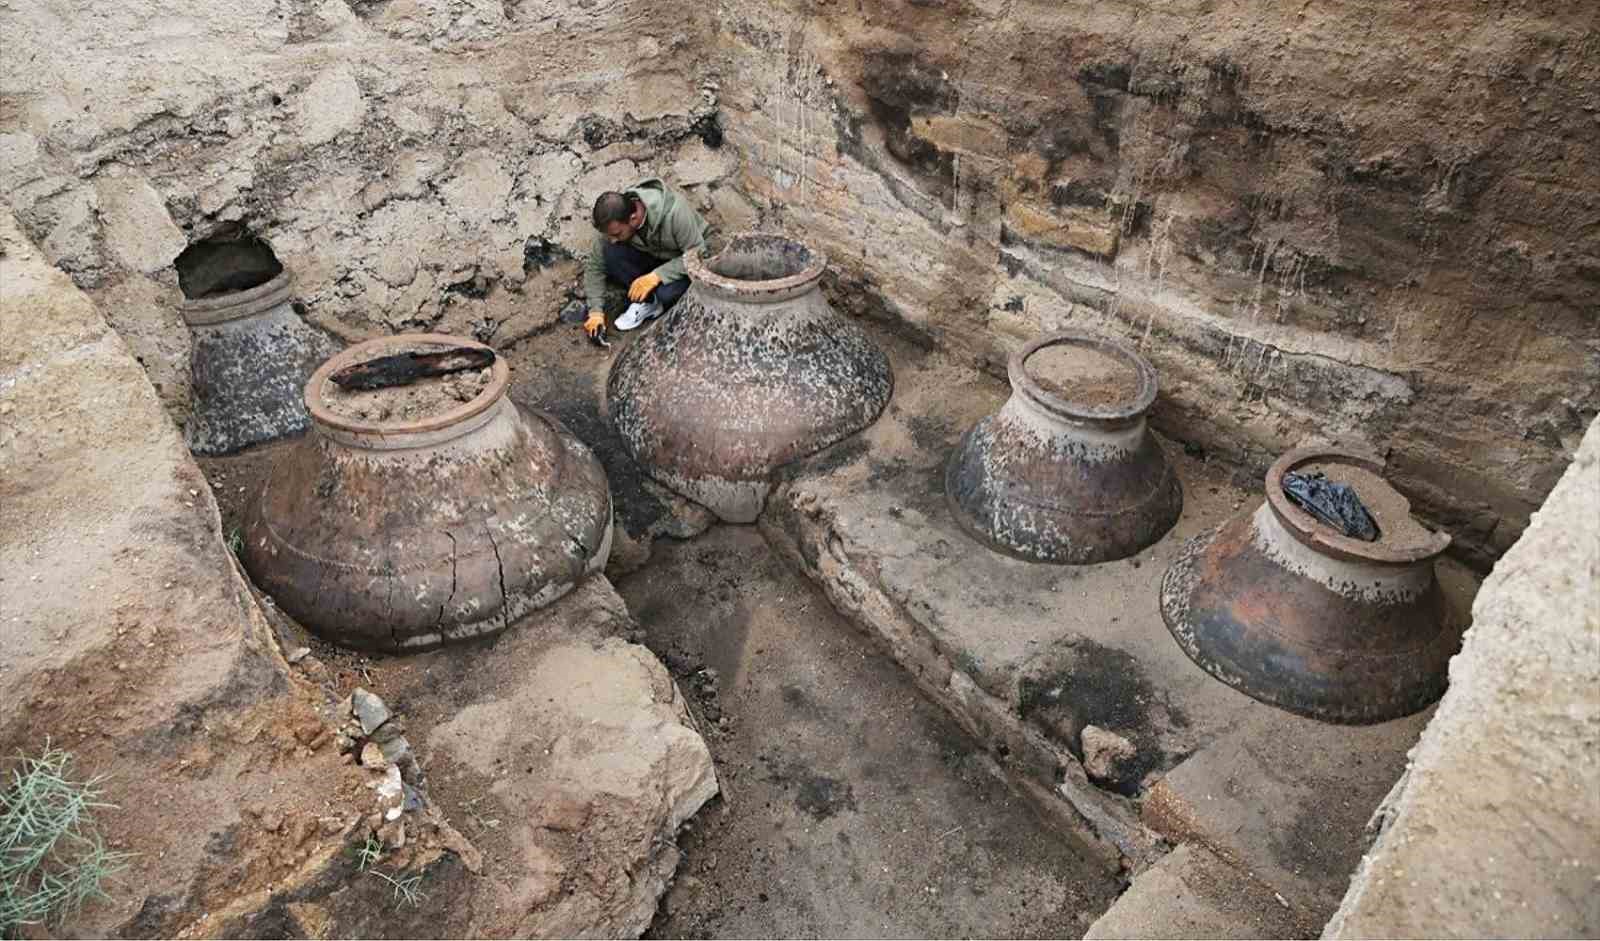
left=314, top=394, right=514, bottom=453
left=179, top=272, right=295, bottom=327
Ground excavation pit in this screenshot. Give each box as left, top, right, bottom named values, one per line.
left=199, top=326, right=1129, bottom=938
left=194, top=319, right=1484, bottom=940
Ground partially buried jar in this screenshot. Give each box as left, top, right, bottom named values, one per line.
left=946, top=329, right=1183, bottom=564
left=241, top=334, right=613, bottom=652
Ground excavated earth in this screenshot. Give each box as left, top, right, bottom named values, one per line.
left=206, top=313, right=1482, bottom=938
left=200, top=320, right=1128, bottom=939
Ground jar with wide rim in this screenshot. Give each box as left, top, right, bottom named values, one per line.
left=1159, top=446, right=1459, bottom=723
left=945, top=329, right=1183, bottom=564
left=606, top=232, right=893, bottom=522
left=242, top=333, right=613, bottom=651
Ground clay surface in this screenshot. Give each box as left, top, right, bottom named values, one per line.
left=1026, top=342, right=1139, bottom=409
left=322, top=366, right=491, bottom=422
left=619, top=526, right=1122, bottom=937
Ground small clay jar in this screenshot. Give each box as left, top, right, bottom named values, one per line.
left=1160, top=447, right=1459, bottom=724
left=242, top=334, right=613, bottom=652
left=180, top=270, right=340, bottom=456
left=606, top=233, right=893, bottom=522
left=946, top=330, right=1183, bottom=564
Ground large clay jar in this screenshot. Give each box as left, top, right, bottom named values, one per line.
left=181, top=270, right=341, bottom=456
left=1160, top=447, right=1459, bottom=724
left=606, top=233, right=893, bottom=522
left=946, top=330, right=1183, bottom=564
left=242, top=334, right=613, bottom=652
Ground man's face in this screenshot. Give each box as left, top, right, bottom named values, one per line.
left=602, top=203, right=647, bottom=244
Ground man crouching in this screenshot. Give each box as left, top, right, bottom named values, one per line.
left=582, top=178, right=712, bottom=338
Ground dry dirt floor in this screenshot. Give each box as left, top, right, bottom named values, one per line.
left=620, top=526, right=1122, bottom=938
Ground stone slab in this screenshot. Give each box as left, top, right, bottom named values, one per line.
left=1143, top=705, right=1432, bottom=921
left=262, top=575, right=719, bottom=939
left=1085, top=843, right=1310, bottom=940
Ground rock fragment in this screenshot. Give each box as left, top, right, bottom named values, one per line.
left=1081, top=724, right=1138, bottom=785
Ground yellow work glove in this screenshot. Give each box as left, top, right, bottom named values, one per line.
left=583, top=310, right=605, bottom=337
left=628, top=272, right=663, bottom=302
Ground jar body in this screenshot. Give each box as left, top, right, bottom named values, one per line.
left=242, top=335, right=612, bottom=651
left=606, top=234, right=892, bottom=522
left=946, top=331, right=1182, bottom=564
left=1160, top=449, right=1459, bottom=723
left=182, top=273, right=339, bottom=456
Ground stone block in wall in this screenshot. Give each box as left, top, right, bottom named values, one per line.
left=671, top=138, right=735, bottom=187
left=93, top=168, right=187, bottom=274
left=294, top=64, right=367, bottom=148
left=1004, top=199, right=1121, bottom=258
left=909, top=112, right=1010, bottom=159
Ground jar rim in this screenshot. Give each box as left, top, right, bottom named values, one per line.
left=304, top=333, right=509, bottom=439
left=683, top=232, right=827, bottom=303
left=1008, top=330, right=1158, bottom=426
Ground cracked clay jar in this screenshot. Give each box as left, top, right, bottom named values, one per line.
left=241, top=334, right=612, bottom=652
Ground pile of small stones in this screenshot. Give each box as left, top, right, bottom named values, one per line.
left=337, top=688, right=428, bottom=850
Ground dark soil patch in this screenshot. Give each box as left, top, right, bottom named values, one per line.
left=620, top=527, right=1121, bottom=939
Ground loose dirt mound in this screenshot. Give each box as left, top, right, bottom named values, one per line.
left=322, top=367, right=492, bottom=422
left=1026, top=343, right=1140, bottom=409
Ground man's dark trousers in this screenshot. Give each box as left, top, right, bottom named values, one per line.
left=603, top=242, right=689, bottom=308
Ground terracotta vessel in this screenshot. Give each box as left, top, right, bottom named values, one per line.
left=242, top=334, right=612, bottom=651
left=946, top=330, right=1182, bottom=564
left=606, top=233, right=893, bottom=522
left=180, top=270, right=341, bottom=456
left=1160, top=447, right=1459, bottom=723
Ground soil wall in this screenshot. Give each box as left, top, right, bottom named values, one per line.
left=707, top=0, right=1600, bottom=566
left=0, top=0, right=748, bottom=416
left=1325, top=414, right=1599, bottom=938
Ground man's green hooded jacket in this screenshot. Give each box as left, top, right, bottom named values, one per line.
left=582, top=178, right=712, bottom=305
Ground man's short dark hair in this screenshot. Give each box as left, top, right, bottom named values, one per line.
left=592, top=191, right=640, bottom=229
